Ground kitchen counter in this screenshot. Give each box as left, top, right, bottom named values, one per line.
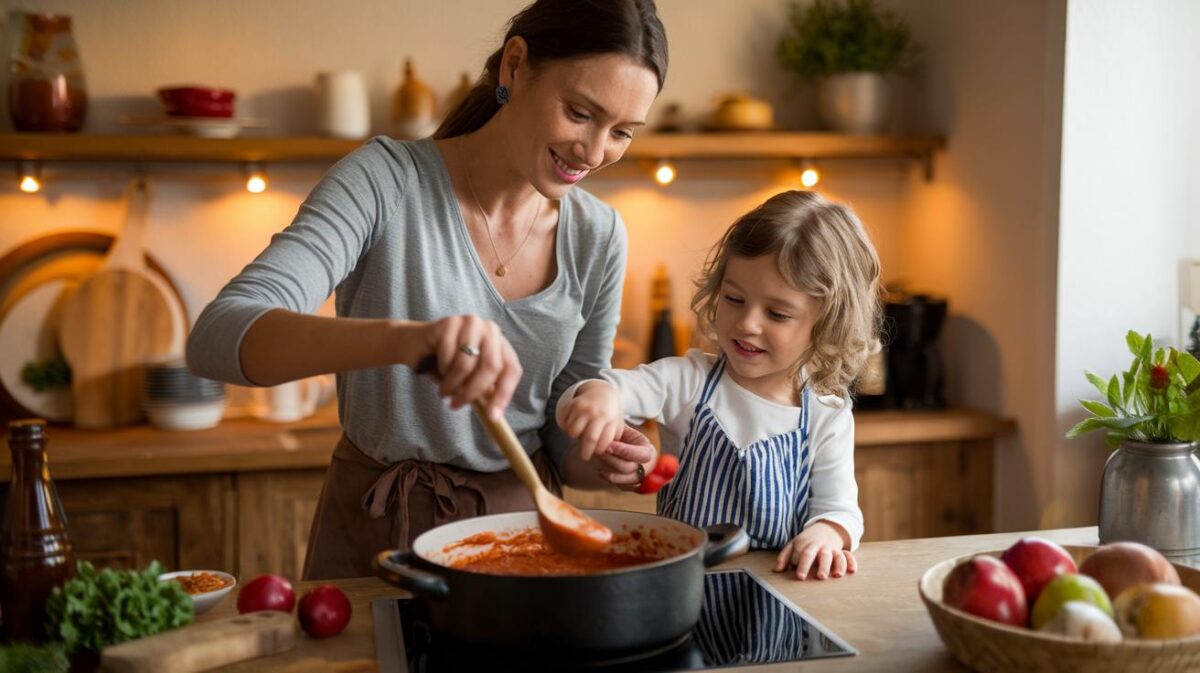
left=196, top=526, right=1097, bottom=672
left=0, top=406, right=1012, bottom=481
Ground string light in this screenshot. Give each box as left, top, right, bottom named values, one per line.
left=800, top=159, right=820, bottom=189
left=653, top=159, right=677, bottom=186
left=244, top=162, right=267, bottom=193
left=17, top=161, right=41, bottom=193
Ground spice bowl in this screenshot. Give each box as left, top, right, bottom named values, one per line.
left=159, top=569, right=238, bottom=615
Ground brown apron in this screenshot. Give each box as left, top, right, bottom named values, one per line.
left=302, top=434, right=563, bottom=580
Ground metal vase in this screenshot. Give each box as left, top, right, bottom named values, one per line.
left=1098, top=440, right=1200, bottom=566
left=816, top=72, right=890, bottom=134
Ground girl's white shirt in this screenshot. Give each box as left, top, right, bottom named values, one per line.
left=556, top=349, right=865, bottom=550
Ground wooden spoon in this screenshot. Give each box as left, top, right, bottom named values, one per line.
left=469, top=398, right=613, bottom=556
left=415, top=355, right=612, bottom=555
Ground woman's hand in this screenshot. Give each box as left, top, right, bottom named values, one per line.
left=595, top=424, right=657, bottom=489
left=560, top=381, right=624, bottom=460
left=421, top=314, right=521, bottom=421
left=774, top=521, right=857, bottom=581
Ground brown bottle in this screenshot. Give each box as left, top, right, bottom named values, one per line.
left=1, top=419, right=75, bottom=642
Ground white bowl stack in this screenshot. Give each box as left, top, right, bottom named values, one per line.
left=143, top=360, right=227, bottom=430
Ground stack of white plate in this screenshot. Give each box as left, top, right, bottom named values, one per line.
left=143, top=360, right=226, bottom=430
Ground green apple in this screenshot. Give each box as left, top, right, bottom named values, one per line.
left=1032, top=573, right=1113, bottom=629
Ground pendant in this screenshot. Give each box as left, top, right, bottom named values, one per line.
left=496, top=265, right=508, bottom=277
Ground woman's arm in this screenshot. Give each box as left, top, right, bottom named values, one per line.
left=239, top=310, right=521, bottom=418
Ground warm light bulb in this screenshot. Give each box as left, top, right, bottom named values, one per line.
left=246, top=174, right=267, bottom=193
left=19, top=175, right=40, bottom=193
left=654, top=160, right=677, bottom=186
left=800, top=166, right=820, bottom=188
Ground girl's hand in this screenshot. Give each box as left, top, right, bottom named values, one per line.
left=596, top=424, right=657, bottom=489
left=774, top=521, right=857, bottom=581
left=422, top=314, right=521, bottom=421
left=560, top=381, right=624, bottom=460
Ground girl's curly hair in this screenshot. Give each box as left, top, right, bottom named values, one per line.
left=691, top=190, right=882, bottom=397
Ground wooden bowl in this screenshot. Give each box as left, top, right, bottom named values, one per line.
left=919, top=545, right=1200, bottom=673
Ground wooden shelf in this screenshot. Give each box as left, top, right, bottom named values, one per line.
left=0, top=131, right=944, bottom=167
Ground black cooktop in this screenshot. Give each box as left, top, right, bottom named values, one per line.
left=371, top=569, right=856, bottom=672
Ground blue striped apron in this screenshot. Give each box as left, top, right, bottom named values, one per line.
left=657, top=355, right=812, bottom=550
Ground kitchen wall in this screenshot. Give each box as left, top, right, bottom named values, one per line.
left=892, top=0, right=1067, bottom=532
left=8, top=0, right=1194, bottom=534
left=0, top=0, right=911, bottom=346
left=1054, top=0, right=1200, bottom=526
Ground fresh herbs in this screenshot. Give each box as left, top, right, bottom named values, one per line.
left=20, top=357, right=71, bottom=392
left=777, top=0, right=918, bottom=79
left=0, top=642, right=68, bottom=673
left=1067, top=331, right=1200, bottom=446
left=43, top=561, right=193, bottom=653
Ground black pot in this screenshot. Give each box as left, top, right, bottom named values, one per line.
left=374, top=509, right=749, bottom=658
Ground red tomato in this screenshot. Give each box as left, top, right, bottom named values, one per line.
left=298, top=584, right=353, bottom=638
left=652, top=454, right=679, bottom=480
left=636, top=472, right=668, bottom=494
left=237, top=574, right=296, bottom=614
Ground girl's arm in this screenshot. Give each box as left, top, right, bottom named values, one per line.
left=802, top=398, right=865, bottom=551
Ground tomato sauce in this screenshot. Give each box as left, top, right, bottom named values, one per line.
left=443, top=527, right=688, bottom=576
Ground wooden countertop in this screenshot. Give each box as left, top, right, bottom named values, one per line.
left=0, top=407, right=1013, bottom=482
left=195, top=526, right=1098, bottom=672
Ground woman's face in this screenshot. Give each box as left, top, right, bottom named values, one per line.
left=714, top=254, right=821, bottom=404
left=501, top=43, right=659, bottom=199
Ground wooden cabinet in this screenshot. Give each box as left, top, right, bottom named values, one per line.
left=235, top=469, right=326, bottom=580
left=0, top=408, right=1011, bottom=577
left=54, top=474, right=234, bottom=571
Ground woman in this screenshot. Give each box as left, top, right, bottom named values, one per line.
left=187, top=0, right=667, bottom=580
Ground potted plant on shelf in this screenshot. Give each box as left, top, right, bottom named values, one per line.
left=777, top=0, right=918, bottom=134
left=1067, top=331, right=1200, bottom=565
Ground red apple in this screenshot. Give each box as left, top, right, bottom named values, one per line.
left=1079, top=542, right=1181, bottom=600
left=1001, top=536, right=1077, bottom=605
left=943, top=555, right=1029, bottom=627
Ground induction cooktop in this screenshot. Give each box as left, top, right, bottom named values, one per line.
left=371, top=568, right=856, bottom=672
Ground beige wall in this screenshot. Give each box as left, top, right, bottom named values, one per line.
left=0, top=0, right=913, bottom=349
left=893, top=0, right=1067, bottom=531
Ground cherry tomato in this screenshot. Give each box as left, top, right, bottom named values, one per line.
left=637, top=471, right=668, bottom=494
left=237, top=574, right=295, bottom=614
left=652, top=454, right=679, bottom=480
left=298, top=584, right=353, bottom=638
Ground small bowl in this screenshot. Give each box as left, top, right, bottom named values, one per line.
left=159, top=570, right=237, bottom=615
left=157, top=86, right=236, bottom=118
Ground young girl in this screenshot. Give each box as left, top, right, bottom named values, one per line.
left=557, top=190, right=881, bottom=581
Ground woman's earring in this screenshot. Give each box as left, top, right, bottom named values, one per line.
left=495, top=84, right=511, bottom=106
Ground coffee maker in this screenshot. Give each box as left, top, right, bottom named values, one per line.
left=883, top=293, right=948, bottom=409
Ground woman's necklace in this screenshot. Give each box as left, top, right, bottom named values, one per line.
left=458, top=140, right=542, bottom=277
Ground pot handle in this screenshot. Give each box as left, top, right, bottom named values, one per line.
left=374, top=550, right=450, bottom=598
left=701, top=524, right=750, bottom=567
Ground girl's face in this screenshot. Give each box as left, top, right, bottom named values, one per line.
left=714, top=254, right=821, bottom=405
left=500, top=43, right=658, bottom=199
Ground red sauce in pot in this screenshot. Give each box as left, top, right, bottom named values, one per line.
left=444, top=527, right=687, bottom=576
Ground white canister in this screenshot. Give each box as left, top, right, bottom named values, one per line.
left=314, top=70, right=370, bottom=139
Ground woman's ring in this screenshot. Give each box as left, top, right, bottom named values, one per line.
left=636, top=463, right=646, bottom=482
left=459, top=344, right=480, bottom=357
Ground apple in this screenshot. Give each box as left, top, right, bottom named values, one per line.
left=1078, top=542, right=1181, bottom=600
left=1037, top=601, right=1122, bottom=642
left=1113, top=583, right=1200, bottom=639
left=942, top=555, right=1028, bottom=626
left=1031, top=573, right=1112, bottom=630
left=1001, top=537, right=1077, bottom=604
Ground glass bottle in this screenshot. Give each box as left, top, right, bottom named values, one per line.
left=1, top=419, right=75, bottom=642
left=648, top=265, right=676, bottom=361
left=8, top=12, right=88, bottom=133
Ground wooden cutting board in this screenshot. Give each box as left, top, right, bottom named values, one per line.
left=99, top=610, right=296, bottom=673
left=57, top=179, right=177, bottom=429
